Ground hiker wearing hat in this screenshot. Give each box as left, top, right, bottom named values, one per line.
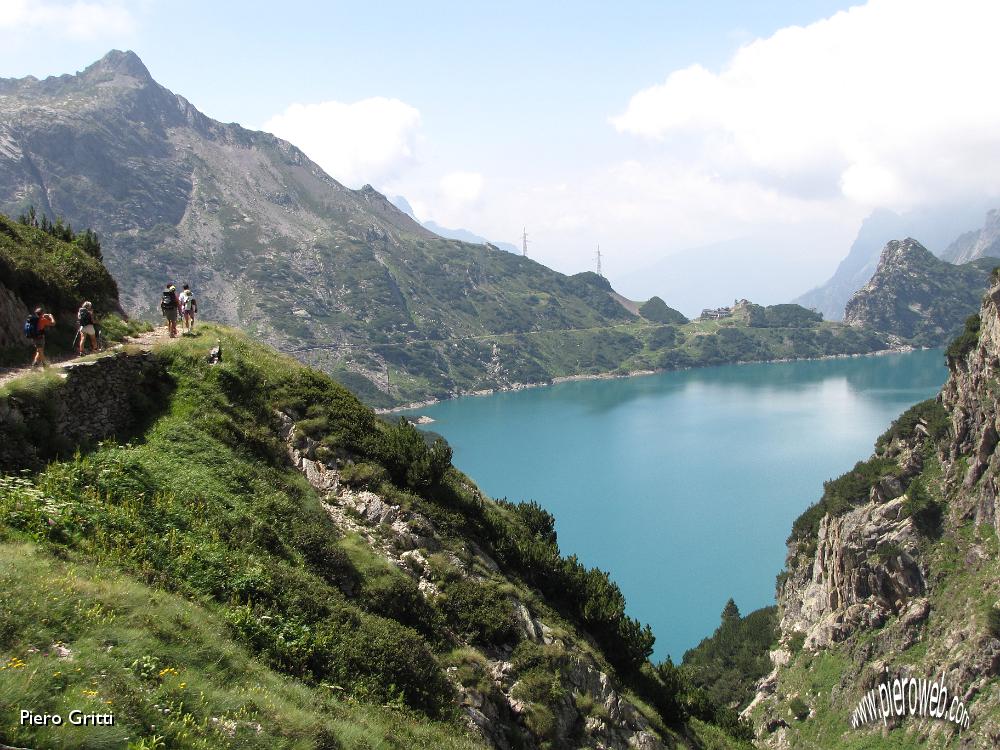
left=161, top=284, right=180, bottom=338
left=77, top=301, right=98, bottom=355
left=26, top=306, right=55, bottom=366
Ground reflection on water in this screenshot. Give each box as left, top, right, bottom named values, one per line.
left=405, top=349, right=948, bottom=661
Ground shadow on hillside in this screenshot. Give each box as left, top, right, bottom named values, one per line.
left=0, top=358, right=176, bottom=473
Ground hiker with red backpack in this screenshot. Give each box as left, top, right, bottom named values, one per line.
left=25, top=307, right=55, bottom=367
left=161, top=284, right=180, bottom=337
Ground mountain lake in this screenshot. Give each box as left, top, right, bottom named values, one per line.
left=403, top=348, right=948, bottom=661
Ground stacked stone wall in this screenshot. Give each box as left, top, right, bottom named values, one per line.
left=0, top=351, right=167, bottom=470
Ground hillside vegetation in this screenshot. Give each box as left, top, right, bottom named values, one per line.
left=0, top=327, right=749, bottom=749
left=0, top=213, right=147, bottom=364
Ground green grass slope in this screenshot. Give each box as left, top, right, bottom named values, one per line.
left=0, top=213, right=148, bottom=364
left=0, top=327, right=752, bottom=749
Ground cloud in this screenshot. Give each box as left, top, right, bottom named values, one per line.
left=439, top=171, right=484, bottom=207
left=0, top=0, right=135, bottom=39
left=263, top=97, right=421, bottom=188
left=611, top=0, right=1000, bottom=210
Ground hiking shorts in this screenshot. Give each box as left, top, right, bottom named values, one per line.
left=31, top=335, right=45, bottom=351
left=80, top=324, right=96, bottom=336
left=163, top=308, right=177, bottom=322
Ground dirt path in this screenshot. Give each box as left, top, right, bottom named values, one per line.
left=0, top=325, right=176, bottom=388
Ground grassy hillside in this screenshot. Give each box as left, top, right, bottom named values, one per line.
left=0, top=213, right=117, bottom=317
left=0, top=327, right=749, bottom=749
left=0, top=213, right=147, bottom=364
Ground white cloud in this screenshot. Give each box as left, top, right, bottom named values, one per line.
left=439, top=171, right=484, bottom=207
left=263, top=97, right=421, bottom=188
left=612, top=0, right=1000, bottom=210
left=0, top=0, right=135, bottom=39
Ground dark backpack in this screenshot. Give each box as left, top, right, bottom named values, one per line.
left=161, top=290, right=177, bottom=310
left=24, top=314, right=39, bottom=338
left=77, top=308, right=92, bottom=327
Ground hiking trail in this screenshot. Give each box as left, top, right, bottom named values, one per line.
left=0, top=325, right=177, bottom=388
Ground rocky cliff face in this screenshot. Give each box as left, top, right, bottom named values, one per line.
left=942, top=209, right=1000, bottom=265
left=749, top=282, right=1000, bottom=748
left=0, top=51, right=640, bottom=406
left=844, top=238, right=996, bottom=345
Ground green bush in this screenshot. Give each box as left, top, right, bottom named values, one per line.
left=682, top=601, right=778, bottom=711
left=789, top=696, right=810, bottom=721
left=340, top=461, right=389, bottom=489
left=901, top=480, right=943, bottom=538
left=648, top=325, right=679, bottom=350
left=789, top=457, right=897, bottom=545
left=876, top=398, right=950, bottom=450
left=874, top=541, right=904, bottom=563
left=377, top=419, right=453, bottom=491
left=946, top=314, right=981, bottom=362
left=988, top=605, right=1000, bottom=639
left=787, top=632, right=806, bottom=655
left=439, top=578, right=519, bottom=646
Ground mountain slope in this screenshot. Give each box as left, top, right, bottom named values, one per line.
left=0, top=326, right=753, bottom=749
left=941, top=208, right=1000, bottom=264
left=794, top=205, right=991, bottom=321
left=0, top=51, right=654, bottom=406
left=844, top=238, right=996, bottom=345
left=745, top=289, right=1000, bottom=748
left=0, top=51, right=898, bottom=407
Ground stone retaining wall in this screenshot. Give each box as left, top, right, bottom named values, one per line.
left=0, top=351, right=168, bottom=470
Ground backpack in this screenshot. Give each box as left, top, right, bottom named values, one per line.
left=24, top=314, right=39, bottom=338
left=77, top=308, right=92, bottom=327
left=181, top=292, right=196, bottom=313
left=161, top=290, right=177, bottom=310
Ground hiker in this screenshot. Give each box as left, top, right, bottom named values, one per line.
left=160, top=284, right=179, bottom=337
left=179, top=283, right=197, bottom=334
left=77, top=301, right=98, bottom=355
left=25, top=307, right=55, bottom=367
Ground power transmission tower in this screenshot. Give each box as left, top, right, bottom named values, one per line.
left=521, top=228, right=529, bottom=257
left=596, top=244, right=603, bottom=277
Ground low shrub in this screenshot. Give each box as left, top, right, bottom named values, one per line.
left=902, top=480, right=944, bottom=538
left=789, top=696, right=810, bottom=721
left=946, top=314, right=981, bottom=363
left=439, top=578, right=519, bottom=646
left=988, top=605, right=1000, bottom=639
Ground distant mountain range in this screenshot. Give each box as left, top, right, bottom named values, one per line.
left=388, top=195, right=521, bottom=254
left=794, top=203, right=993, bottom=321
left=941, top=208, right=1000, bottom=264
left=844, top=238, right=996, bottom=345
left=0, top=50, right=911, bottom=406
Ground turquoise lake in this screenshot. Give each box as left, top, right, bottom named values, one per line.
left=404, top=349, right=948, bottom=662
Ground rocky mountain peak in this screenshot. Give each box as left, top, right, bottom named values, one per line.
left=82, top=49, right=153, bottom=85
left=877, top=237, right=934, bottom=267
left=844, top=236, right=994, bottom=343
